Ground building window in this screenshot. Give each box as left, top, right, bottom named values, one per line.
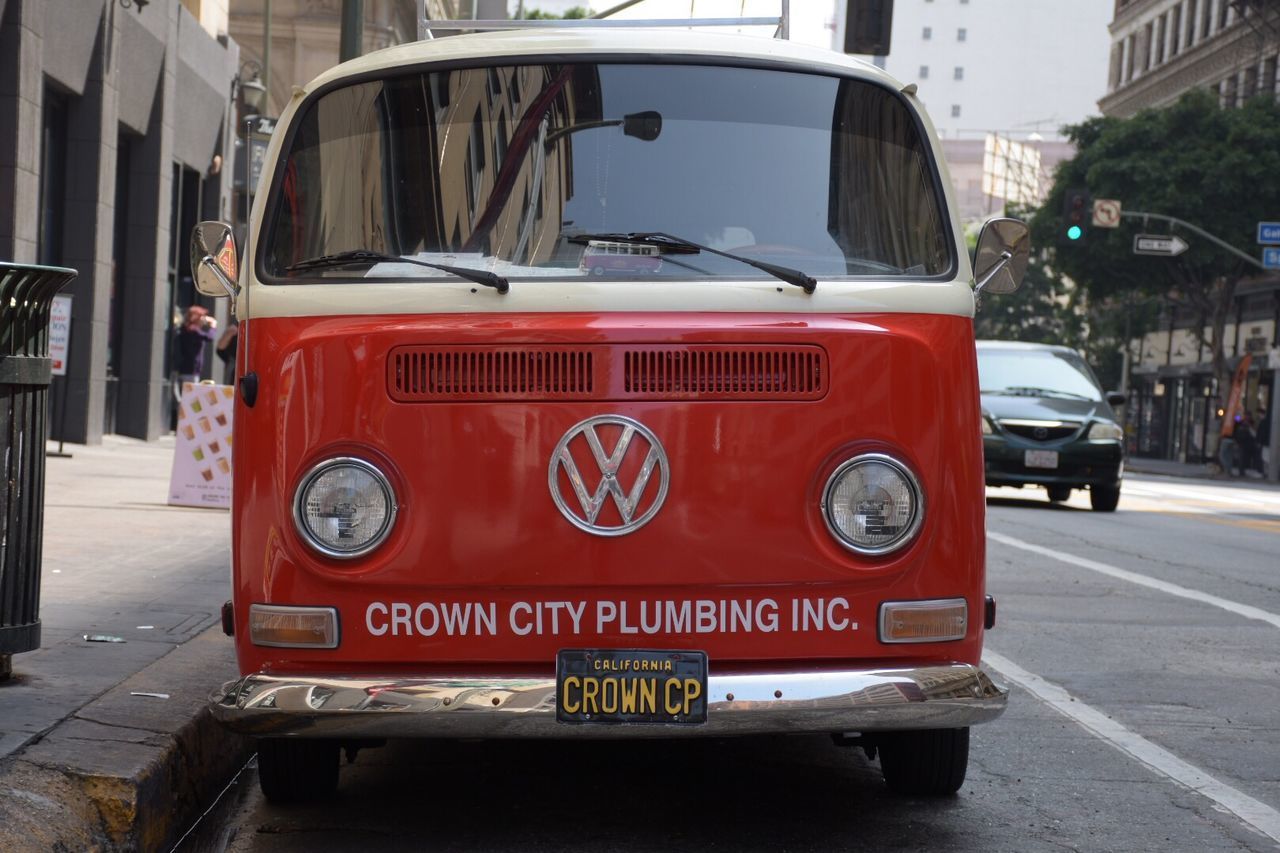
left=957, top=27, right=967, bottom=42
left=1170, top=6, right=1182, bottom=56
left=1218, top=0, right=1230, bottom=31
left=1187, top=0, right=1198, bottom=46
left=1143, top=22, right=1154, bottom=71
left=1263, top=56, right=1278, bottom=98
left=951, top=104, right=961, bottom=118
left=923, top=26, right=932, bottom=39
left=1201, top=0, right=1212, bottom=40
left=919, top=65, right=930, bottom=79
left=1154, top=15, right=1166, bottom=65
left=954, top=66, right=964, bottom=80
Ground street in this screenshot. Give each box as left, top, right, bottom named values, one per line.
left=178, top=473, right=1280, bottom=852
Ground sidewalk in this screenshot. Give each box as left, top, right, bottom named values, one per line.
left=1126, top=454, right=1280, bottom=488
left=0, top=436, right=249, bottom=852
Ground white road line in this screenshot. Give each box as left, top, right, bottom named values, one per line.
left=984, top=649, right=1280, bottom=847
left=987, top=531, right=1280, bottom=631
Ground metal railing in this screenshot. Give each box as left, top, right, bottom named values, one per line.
left=0, top=262, right=77, bottom=671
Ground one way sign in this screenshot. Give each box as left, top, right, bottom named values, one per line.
left=1133, top=234, right=1189, bottom=257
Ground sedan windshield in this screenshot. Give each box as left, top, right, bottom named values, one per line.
left=978, top=349, right=1105, bottom=402
left=261, top=63, right=951, bottom=282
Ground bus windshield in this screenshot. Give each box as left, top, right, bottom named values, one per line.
left=262, top=62, right=952, bottom=282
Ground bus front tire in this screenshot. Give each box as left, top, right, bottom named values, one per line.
left=878, top=728, right=969, bottom=796
left=256, top=738, right=340, bottom=803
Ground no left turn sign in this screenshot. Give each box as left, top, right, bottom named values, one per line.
left=1092, top=198, right=1122, bottom=228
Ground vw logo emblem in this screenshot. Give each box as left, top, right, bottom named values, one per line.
left=548, top=415, right=670, bottom=536
left=1033, top=426, right=1049, bottom=440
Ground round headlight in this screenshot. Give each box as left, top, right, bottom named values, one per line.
left=293, top=458, right=397, bottom=558
left=822, top=454, right=924, bottom=556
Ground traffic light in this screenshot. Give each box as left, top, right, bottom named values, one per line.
left=1062, top=189, right=1090, bottom=244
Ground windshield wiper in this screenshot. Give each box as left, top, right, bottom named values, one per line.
left=285, top=250, right=509, bottom=294
left=567, top=232, right=817, bottom=293
left=987, top=386, right=1095, bottom=401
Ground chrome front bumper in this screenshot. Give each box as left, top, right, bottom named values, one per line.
left=211, top=664, right=1007, bottom=739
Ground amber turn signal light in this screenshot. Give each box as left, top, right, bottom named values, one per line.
left=878, top=598, right=967, bottom=643
left=249, top=604, right=339, bottom=649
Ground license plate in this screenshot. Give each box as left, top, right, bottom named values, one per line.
left=1025, top=449, right=1059, bottom=469
left=556, top=649, right=708, bottom=725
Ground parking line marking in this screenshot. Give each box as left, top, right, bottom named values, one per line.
left=988, top=531, right=1280, bottom=630
left=983, top=649, right=1280, bottom=846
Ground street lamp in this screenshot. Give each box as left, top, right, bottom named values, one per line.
left=229, top=61, right=268, bottom=242
left=235, top=61, right=268, bottom=121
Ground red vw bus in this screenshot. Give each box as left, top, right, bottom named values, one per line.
left=192, top=19, right=1026, bottom=803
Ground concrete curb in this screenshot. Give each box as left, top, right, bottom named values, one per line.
left=0, top=626, right=251, bottom=852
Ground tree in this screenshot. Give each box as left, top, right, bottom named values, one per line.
left=1033, top=90, right=1280, bottom=395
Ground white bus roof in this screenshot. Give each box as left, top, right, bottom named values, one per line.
left=302, top=28, right=905, bottom=99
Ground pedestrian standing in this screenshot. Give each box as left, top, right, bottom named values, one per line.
left=174, top=305, right=218, bottom=390
left=1235, top=412, right=1258, bottom=477
left=1257, top=407, right=1271, bottom=474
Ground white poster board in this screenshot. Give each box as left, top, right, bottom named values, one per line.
left=49, top=294, right=72, bottom=376
left=168, top=382, right=234, bottom=509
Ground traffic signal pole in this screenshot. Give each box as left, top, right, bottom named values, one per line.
left=1119, top=211, right=1266, bottom=269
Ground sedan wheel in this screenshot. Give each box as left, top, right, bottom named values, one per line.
left=1091, top=484, right=1121, bottom=512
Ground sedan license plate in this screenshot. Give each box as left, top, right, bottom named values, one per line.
left=556, top=649, right=708, bottom=725
left=1025, top=449, right=1060, bottom=469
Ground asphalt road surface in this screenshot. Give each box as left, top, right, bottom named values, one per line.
left=179, top=473, right=1280, bottom=852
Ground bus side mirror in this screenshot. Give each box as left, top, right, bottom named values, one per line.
left=191, top=221, right=239, bottom=298
left=973, top=218, right=1030, bottom=296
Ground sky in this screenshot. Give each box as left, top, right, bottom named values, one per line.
left=507, top=0, right=836, bottom=50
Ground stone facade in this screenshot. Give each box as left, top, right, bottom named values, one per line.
left=0, top=0, right=239, bottom=443
left=1100, top=0, right=1280, bottom=116
left=228, top=0, right=456, bottom=118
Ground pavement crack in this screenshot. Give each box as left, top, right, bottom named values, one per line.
left=70, top=715, right=161, bottom=736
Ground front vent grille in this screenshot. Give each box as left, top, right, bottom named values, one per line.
left=389, top=347, right=596, bottom=401
left=999, top=420, right=1082, bottom=442
left=622, top=346, right=826, bottom=400
left=388, top=344, right=828, bottom=402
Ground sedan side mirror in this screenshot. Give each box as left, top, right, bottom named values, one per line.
left=191, top=221, right=239, bottom=298
left=1106, top=391, right=1126, bottom=407
left=973, top=218, right=1030, bottom=296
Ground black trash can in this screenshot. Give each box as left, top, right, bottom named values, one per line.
left=0, top=262, right=77, bottom=678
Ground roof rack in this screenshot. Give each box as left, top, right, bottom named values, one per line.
left=417, top=0, right=790, bottom=42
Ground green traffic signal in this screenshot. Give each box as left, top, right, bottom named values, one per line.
left=1067, top=225, right=1083, bottom=240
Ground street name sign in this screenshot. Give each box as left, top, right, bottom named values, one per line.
left=1092, top=199, right=1122, bottom=228
left=1258, top=222, right=1280, bottom=244
left=1133, top=234, right=1189, bottom=257
left=1263, top=246, right=1280, bottom=269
